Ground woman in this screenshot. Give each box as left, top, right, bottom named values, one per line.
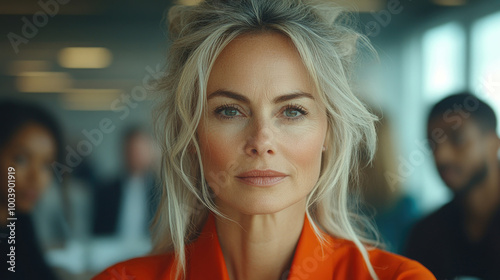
left=93, top=0, right=435, bottom=279
left=0, top=99, right=62, bottom=280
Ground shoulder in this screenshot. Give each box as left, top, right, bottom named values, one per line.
left=330, top=238, right=436, bottom=279
left=415, top=201, right=456, bottom=229
left=368, top=247, right=436, bottom=279
left=91, top=252, right=176, bottom=280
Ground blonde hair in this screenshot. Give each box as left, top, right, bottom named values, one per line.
left=151, top=0, right=379, bottom=279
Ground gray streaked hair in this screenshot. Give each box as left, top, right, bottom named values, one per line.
left=151, top=0, right=380, bottom=279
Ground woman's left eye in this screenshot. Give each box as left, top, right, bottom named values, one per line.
left=282, top=105, right=308, bottom=119
left=284, top=108, right=300, bottom=117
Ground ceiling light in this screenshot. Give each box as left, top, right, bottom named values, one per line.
left=61, top=89, right=122, bottom=110
left=16, top=71, right=72, bottom=93
left=58, top=47, right=112, bottom=69
left=7, top=60, right=51, bottom=76
left=432, top=0, right=467, bottom=6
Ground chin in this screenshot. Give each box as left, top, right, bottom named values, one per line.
left=238, top=203, right=288, bottom=215
left=221, top=199, right=283, bottom=216
left=446, top=183, right=468, bottom=195
left=443, top=179, right=461, bottom=190
left=218, top=191, right=306, bottom=216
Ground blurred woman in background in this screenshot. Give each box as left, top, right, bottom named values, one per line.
left=0, top=99, right=63, bottom=280
left=94, top=0, right=435, bottom=279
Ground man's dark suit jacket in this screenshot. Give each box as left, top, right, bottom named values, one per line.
left=92, top=172, right=158, bottom=236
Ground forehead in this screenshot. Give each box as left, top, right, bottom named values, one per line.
left=428, top=116, right=482, bottom=135
left=9, top=123, right=56, bottom=155
left=207, top=31, right=317, bottom=98
left=215, top=31, right=298, bottom=60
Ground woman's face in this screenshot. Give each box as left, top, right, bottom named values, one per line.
left=197, top=32, right=328, bottom=215
left=0, top=123, right=57, bottom=213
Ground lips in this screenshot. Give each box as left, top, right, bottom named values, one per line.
left=236, top=169, right=287, bottom=186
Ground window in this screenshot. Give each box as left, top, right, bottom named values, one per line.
left=471, top=11, right=500, bottom=133
left=422, top=22, right=466, bottom=103
left=418, top=22, right=466, bottom=213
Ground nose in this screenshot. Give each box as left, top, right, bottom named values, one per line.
left=28, top=164, right=48, bottom=193
left=244, top=118, right=275, bottom=156
left=433, top=142, right=454, bottom=166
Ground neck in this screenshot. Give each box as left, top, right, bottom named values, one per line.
left=215, top=200, right=306, bottom=280
left=462, top=166, right=500, bottom=241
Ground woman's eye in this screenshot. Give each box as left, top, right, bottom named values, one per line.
left=284, top=108, right=300, bottom=118
left=222, top=108, right=239, bottom=116
left=214, top=105, right=242, bottom=119
left=282, top=105, right=308, bottom=119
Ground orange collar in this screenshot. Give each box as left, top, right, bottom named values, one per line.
left=181, top=212, right=337, bottom=279
left=93, top=210, right=435, bottom=279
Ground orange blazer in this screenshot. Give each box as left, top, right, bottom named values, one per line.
left=92, top=212, right=435, bottom=280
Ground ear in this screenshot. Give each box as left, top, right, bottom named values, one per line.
left=485, top=132, right=500, bottom=159
left=495, top=133, right=500, bottom=150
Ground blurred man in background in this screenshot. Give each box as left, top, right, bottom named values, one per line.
left=92, top=126, right=158, bottom=240
left=405, top=93, right=500, bottom=280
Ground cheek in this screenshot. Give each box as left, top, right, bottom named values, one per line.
left=199, top=127, right=238, bottom=166
left=197, top=126, right=241, bottom=191
left=283, top=129, right=324, bottom=180
left=487, top=140, right=500, bottom=164
left=464, top=142, right=486, bottom=164
left=39, top=169, right=53, bottom=189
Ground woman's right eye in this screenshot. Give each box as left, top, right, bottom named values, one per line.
left=222, top=108, right=239, bottom=116
left=214, top=104, right=242, bottom=119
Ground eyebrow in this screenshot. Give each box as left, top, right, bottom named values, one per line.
left=207, top=89, right=315, bottom=103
